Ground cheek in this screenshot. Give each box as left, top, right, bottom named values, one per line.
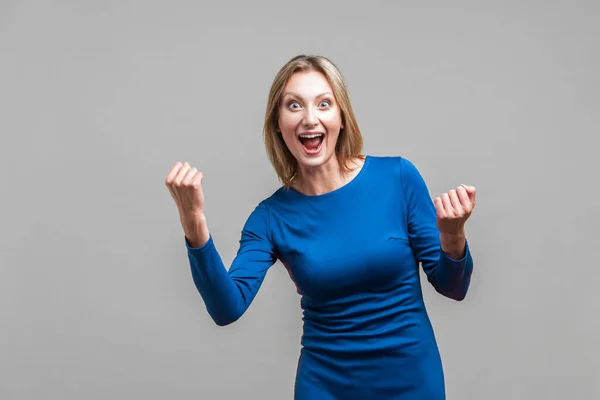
left=323, top=113, right=342, bottom=143
left=327, top=132, right=340, bottom=145
left=278, top=110, right=299, bottom=130
left=283, top=132, right=297, bottom=146
left=278, top=120, right=298, bottom=147
left=323, top=110, right=342, bottom=127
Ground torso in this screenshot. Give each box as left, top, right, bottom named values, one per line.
left=262, top=155, right=446, bottom=399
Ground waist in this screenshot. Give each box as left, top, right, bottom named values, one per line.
left=299, top=292, right=434, bottom=356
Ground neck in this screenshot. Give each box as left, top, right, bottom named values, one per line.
left=293, top=155, right=361, bottom=196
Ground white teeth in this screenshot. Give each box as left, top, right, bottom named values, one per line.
left=299, top=133, right=324, bottom=139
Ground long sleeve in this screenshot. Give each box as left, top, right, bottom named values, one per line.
left=400, top=157, right=474, bottom=301
left=185, top=203, right=277, bottom=325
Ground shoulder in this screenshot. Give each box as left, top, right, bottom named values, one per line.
left=363, top=155, right=431, bottom=200
left=244, top=187, right=289, bottom=229
left=362, top=154, right=422, bottom=179
left=240, top=198, right=273, bottom=235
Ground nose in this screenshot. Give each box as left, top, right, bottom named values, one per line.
left=302, top=106, right=318, bottom=128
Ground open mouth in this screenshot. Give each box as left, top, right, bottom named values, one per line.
left=298, top=133, right=324, bottom=154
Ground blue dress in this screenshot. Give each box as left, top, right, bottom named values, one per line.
left=185, top=155, right=474, bottom=399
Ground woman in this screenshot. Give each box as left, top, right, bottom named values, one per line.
left=165, top=55, right=476, bottom=399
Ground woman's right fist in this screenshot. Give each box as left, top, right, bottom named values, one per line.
left=165, top=162, right=205, bottom=219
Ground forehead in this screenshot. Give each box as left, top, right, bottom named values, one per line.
left=282, top=70, right=332, bottom=97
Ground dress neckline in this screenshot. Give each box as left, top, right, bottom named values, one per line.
left=285, top=155, right=371, bottom=200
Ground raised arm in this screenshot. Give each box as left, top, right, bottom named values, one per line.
left=399, top=158, right=475, bottom=301
left=166, top=162, right=277, bottom=326
left=185, top=204, right=276, bottom=326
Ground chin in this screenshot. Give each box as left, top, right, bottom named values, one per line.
left=295, top=148, right=334, bottom=169
left=297, top=156, right=326, bottom=168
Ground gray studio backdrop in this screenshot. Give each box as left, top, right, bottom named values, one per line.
left=1, top=1, right=598, bottom=399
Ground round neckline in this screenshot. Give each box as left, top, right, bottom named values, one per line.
left=285, top=155, right=371, bottom=200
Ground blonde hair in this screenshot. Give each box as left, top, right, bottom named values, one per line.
left=263, top=55, right=364, bottom=188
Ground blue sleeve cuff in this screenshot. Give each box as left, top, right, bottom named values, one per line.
left=185, top=234, right=214, bottom=252
left=441, top=239, right=471, bottom=264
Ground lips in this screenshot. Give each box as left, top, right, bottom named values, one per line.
left=298, top=132, right=324, bottom=153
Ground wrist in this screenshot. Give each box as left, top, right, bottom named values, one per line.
left=182, top=213, right=209, bottom=248
left=440, top=230, right=465, bottom=243
left=440, top=230, right=466, bottom=260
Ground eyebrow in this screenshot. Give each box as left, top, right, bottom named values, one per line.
left=282, top=91, right=333, bottom=100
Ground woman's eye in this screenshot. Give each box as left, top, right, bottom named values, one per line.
left=319, top=100, right=331, bottom=107
left=288, top=101, right=301, bottom=109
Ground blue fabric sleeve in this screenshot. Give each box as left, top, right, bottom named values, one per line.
left=184, top=203, right=277, bottom=325
left=400, top=158, right=474, bottom=301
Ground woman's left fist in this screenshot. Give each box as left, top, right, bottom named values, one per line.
left=434, top=184, right=476, bottom=235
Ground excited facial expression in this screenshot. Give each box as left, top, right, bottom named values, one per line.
left=278, top=70, right=343, bottom=171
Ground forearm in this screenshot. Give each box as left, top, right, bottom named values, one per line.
left=182, top=212, right=210, bottom=248
left=431, top=237, right=473, bottom=301
left=183, top=204, right=276, bottom=325
left=183, top=215, right=245, bottom=325
left=187, top=236, right=246, bottom=326
left=440, top=230, right=466, bottom=260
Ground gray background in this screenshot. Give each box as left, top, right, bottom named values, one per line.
left=1, top=1, right=598, bottom=399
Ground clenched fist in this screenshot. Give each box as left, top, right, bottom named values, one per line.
left=165, top=162, right=209, bottom=247
left=434, top=184, right=476, bottom=236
